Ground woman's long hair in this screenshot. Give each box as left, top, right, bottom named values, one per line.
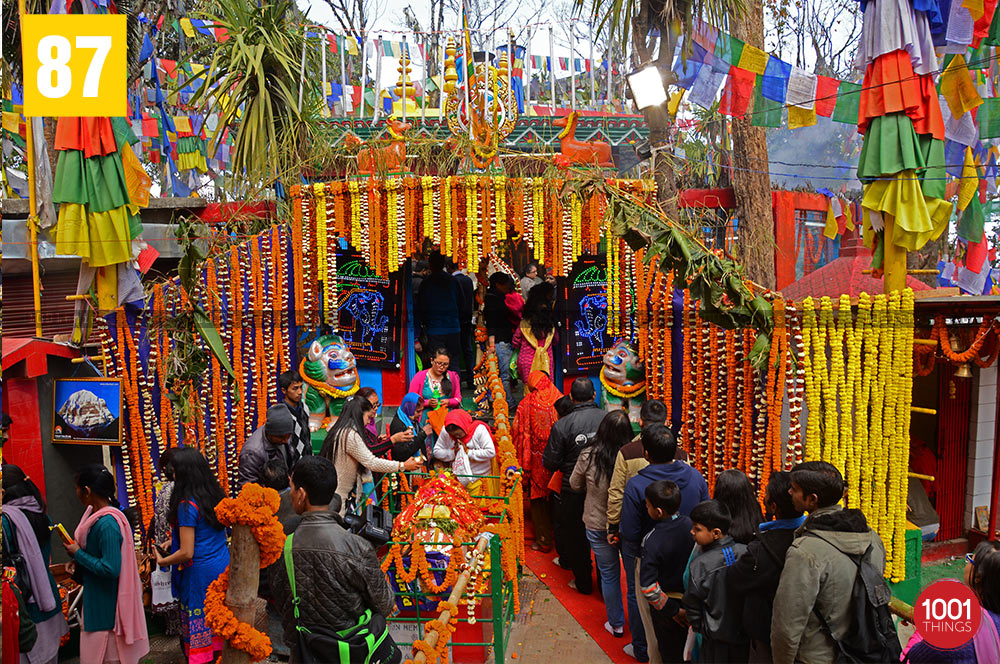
left=428, top=348, right=453, bottom=398
left=320, top=396, right=375, bottom=461
left=523, top=281, right=556, bottom=340
left=585, top=410, right=633, bottom=485
left=2, top=464, right=50, bottom=543
left=167, top=447, right=225, bottom=531
left=713, top=469, right=763, bottom=545
left=972, top=540, right=1000, bottom=613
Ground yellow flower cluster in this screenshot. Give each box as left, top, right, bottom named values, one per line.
left=532, top=178, right=544, bottom=263
left=801, top=297, right=820, bottom=460
left=464, top=176, right=478, bottom=269
left=443, top=177, right=452, bottom=251
left=348, top=181, right=361, bottom=250
left=799, top=289, right=916, bottom=582
left=313, top=183, right=331, bottom=326
left=570, top=193, right=582, bottom=263
left=421, top=176, right=434, bottom=240
left=386, top=178, right=399, bottom=271
left=495, top=176, right=507, bottom=242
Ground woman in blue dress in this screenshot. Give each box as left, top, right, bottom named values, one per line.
left=154, top=448, right=230, bottom=664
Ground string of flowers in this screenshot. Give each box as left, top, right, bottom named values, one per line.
left=349, top=181, right=362, bottom=251
left=786, top=302, right=804, bottom=468
left=934, top=315, right=997, bottom=364
left=495, top=176, right=507, bottom=243
left=292, top=189, right=306, bottom=325
left=314, top=183, right=329, bottom=324
left=251, top=240, right=267, bottom=430
left=532, top=178, right=544, bottom=264
left=204, top=483, right=286, bottom=662
left=890, top=289, right=915, bottom=581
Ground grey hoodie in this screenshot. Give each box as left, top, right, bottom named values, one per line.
left=770, top=505, right=887, bottom=664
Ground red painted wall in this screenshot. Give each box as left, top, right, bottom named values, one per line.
left=2, top=379, right=46, bottom=499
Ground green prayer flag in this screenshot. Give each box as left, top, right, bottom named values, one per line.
left=751, top=75, right=781, bottom=128
left=958, top=194, right=985, bottom=241
left=715, top=36, right=741, bottom=66
left=831, top=82, right=861, bottom=124
left=980, top=97, right=1000, bottom=139
left=985, top=12, right=1000, bottom=45
left=968, top=43, right=991, bottom=69
left=729, top=36, right=744, bottom=66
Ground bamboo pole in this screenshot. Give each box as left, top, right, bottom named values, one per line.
left=413, top=535, right=491, bottom=663
left=883, top=215, right=907, bottom=294
left=18, top=0, right=43, bottom=337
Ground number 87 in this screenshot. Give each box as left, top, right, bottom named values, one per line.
left=37, top=35, right=112, bottom=99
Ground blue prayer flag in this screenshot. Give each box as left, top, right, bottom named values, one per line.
left=761, top=56, right=791, bottom=103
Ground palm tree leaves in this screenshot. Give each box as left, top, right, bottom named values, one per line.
left=184, top=0, right=321, bottom=189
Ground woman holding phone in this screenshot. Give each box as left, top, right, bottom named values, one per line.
left=65, top=465, right=149, bottom=664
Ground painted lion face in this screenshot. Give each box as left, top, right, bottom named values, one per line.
left=306, top=335, right=358, bottom=388
left=602, top=341, right=645, bottom=387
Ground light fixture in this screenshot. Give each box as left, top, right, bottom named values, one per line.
left=627, top=65, right=667, bottom=110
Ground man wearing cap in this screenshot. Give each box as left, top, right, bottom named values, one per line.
left=238, top=405, right=301, bottom=488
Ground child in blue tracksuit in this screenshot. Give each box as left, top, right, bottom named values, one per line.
left=680, top=500, right=749, bottom=664
left=639, top=481, right=694, bottom=663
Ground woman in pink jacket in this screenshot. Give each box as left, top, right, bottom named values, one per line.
left=408, top=348, right=462, bottom=426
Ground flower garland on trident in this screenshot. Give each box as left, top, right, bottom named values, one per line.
left=204, top=483, right=286, bottom=661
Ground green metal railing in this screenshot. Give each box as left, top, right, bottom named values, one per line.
left=381, top=471, right=521, bottom=663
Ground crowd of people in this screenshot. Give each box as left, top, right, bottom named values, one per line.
left=4, top=251, right=1000, bottom=663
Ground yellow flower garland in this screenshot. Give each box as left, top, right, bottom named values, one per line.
left=386, top=178, right=399, bottom=271
left=801, top=297, right=820, bottom=461
left=571, top=193, right=582, bottom=264
left=421, top=176, right=434, bottom=240
left=313, top=183, right=329, bottom=325
left=348, top=181, right=361, bottom=250
left=443, top=177, right=452, bottom=252
left=495, top=176, right=507, bottom=242
left=465, top=176, right=478, bottom=269
left=532, top=178, right=544, bottom=263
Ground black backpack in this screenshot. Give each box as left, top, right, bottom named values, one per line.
left=806, top=534, right=902, bottom=664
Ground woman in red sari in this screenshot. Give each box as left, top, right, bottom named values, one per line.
left=511, top=371, right=561, bottom=552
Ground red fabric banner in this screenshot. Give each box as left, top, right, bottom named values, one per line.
left=815, top=76, right=840, bottom=117
left=719, top=66, right=755, bottom=119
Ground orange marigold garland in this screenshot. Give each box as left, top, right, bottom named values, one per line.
left=204, top=484, right=286, bottom=662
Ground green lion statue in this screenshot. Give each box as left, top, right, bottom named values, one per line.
left=599, top=341, right=646, bottom=423
left=301, top=333, right=360, bottom=449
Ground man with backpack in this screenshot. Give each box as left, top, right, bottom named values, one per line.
left=771, top=461, right=900, bottom=664
left=270, top=456, right=401, bottom=663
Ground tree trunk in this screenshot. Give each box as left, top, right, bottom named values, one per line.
left=729, top=2, right=776, bottom=290
left=221, top=525, right=260, bottom=664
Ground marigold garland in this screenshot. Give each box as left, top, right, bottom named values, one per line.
left=204, top=484, right=285, bottom=662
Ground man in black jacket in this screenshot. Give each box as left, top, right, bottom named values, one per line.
left=723, top=471, right=805, bottom=663
left=542, top=377, right=606, bottom=594
left=270, top=456, right=400, bottom=663
left=448, top=259, right=477, bottom=389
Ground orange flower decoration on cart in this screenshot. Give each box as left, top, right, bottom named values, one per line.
left=204, top=483, right=286, bottom=662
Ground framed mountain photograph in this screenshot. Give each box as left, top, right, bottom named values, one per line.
left=52, top=378, right=122, bottom=445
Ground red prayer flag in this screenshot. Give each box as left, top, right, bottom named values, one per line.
left=216, top=27, right=229, bottom=43
left=136, top=245, right=160, bottom=274
left=160, top=59, right=178, bottom=80
left=719, top=66, right=755, bottom=119
left=142, top=118, right=158, bottom=137
left=967, top=232, right=988, bottom=274
left=328, top=34, right=337, bottom=53
left=815, top=76, right=840, bottom=117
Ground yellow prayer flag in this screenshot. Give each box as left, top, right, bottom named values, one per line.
left=190, top=63, right=205, bottom=74
left=787, top=105, right=817, bottom=129
left=940, top=55, right=983, bottom=119
left=737, top=45, right=769, bottom=76
left=347, top=38, right=359, bottom=56
left=121, top=143, right=151, bottom=212
left=963, top=0, right=985, bottom=20
left=173, top=116, right=193, bottom=134
left=843, top=200, right=855, bottom=232
left=958, top=147, right=978, bottom=211
left=823, top=203, right=838, bottom=239
left=667, top=89, right=684, bottom=117
left=179, top=18, right=196, bottom=39
left=2, top=111, right=20, bottom=134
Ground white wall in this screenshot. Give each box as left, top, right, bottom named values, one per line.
left=965, top=364, right=998, bottom=531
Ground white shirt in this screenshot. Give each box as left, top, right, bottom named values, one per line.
left=432, top=426, right=497, bottom=479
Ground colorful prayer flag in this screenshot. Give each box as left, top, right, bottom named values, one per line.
left=737, top=45, right=768, bottom=76
left=814, top=76, right=840, bottom=116
left=761, top=56, right=791, bottom=103
left=718, top=66, right=754, bottom=119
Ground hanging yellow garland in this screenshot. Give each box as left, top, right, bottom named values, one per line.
left=442, top=177, right=452, bottom=253
left=801, top=297, right=820, bottom=461
left=533, top=178, right=545, bottom=264
left=495, top=176, right=507, bottom=243
left=386, top=178, right=399, bottom=271
left=466, top=176, right=478, bottom=269
left=348, top=181, right=361, bottom=250
left=421, top=176, right=434, bottom=240
left=891, top=289, right=915, bottom=581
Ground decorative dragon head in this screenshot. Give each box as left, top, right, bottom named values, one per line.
left=304, top=334, right=358, bottom=389
left=601, top=341, right=645, bottom=388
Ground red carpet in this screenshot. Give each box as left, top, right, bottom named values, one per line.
left=523, top=533, right=635, bottom=664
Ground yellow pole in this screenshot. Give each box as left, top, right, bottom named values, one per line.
left=18, top=0, right=43, bottom=338
left=883, top=214, right=907, bottom=294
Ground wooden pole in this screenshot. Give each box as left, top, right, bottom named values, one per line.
left=340, top=33, right=348, bottom=115
left=221, top=525, right=260, bottom=664
left=18, top=0, right=43, bottom=338
left=549, top=28, right=556, bottom=113
left=413, top=535, right=491, bottom=663
left=321, top=27, right=329, bottom=117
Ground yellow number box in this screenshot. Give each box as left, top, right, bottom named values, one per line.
left=21, top=15, right=126, bottom=117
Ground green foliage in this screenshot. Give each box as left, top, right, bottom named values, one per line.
left=561, top=171, right=774, bottom=367
left=185, top=0, right=322, bottom=191
left=164, top=217, right=237, bottom=423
